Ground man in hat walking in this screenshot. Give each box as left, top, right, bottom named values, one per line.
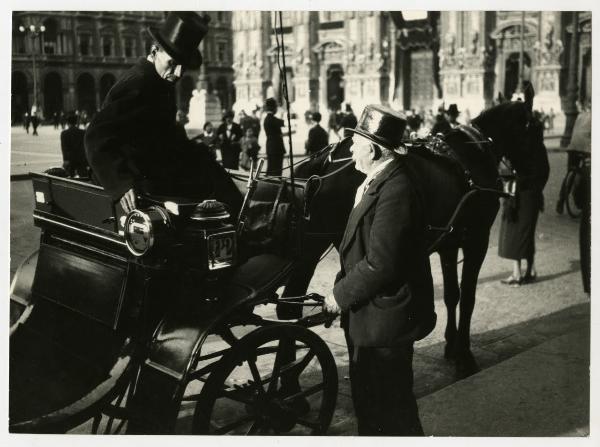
left=324, top=104, right=436, bottom=436
left=446, top=103, right=461, bottom=129
left=85, top=11, right=242, bottom=216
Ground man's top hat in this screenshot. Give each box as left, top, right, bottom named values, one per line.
left=148, top=12, right=210, bottom=70
left=346, top=104, right=407, bottom=150
left=446, top=104, right=460, bottom=116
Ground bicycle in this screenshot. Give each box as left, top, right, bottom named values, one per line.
left=556, top=150, right=590, bottom=218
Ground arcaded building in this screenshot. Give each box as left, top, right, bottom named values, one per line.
left=230, top=11, right=591, bottom=128
left=11, top=11, right=235, bottom=123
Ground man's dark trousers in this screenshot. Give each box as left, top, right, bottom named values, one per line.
left=345, top=329, right=424, bottom=436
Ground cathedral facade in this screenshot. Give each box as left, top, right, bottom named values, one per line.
left=230, top=10, right=591, bottom=128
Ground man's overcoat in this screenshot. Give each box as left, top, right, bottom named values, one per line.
left=85, top=58, right=241, bottom=213
left=334, top=158, right=436, bottom=347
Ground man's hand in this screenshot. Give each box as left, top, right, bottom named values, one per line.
left=323, top=293, right=341, bottom=316
left=119, top=188, right=137, bottom=213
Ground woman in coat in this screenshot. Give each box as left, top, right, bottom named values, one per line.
left=499, top=113, right=550, bottom=285
left=263, top=98, right=286, bottom=176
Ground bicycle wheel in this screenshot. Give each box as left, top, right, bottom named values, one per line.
left=565, top=170, right=582, bottom=218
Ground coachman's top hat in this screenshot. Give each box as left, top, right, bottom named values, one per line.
left=347, top=104, right=407, bottom=150
left=148, top=12, right=210, bottom=70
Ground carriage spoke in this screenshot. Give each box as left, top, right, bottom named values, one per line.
left=247, top=359, right=266, bottom=396
left=214, top=414, right=255, bottom=435
left=281, top=382, right=325, bottom=402
left=266, top=340, right=287, bottom=395
left=91, top=414, right=101, bottom=434
left=279, top=348, right=315, bottom=377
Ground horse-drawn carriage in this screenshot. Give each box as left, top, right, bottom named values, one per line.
left=9, top=163, right=339, bottom=435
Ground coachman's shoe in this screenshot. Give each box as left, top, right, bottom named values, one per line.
left=500, top=276, right=521, bottom=287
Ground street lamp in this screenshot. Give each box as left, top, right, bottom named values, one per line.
left=19, top=23, right=45, bottom=114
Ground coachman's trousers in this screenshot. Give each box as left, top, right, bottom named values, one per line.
left=345, top=329, right=424, bottom=436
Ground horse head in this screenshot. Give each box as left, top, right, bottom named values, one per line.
left=471, top=101, right=531, bottom=172
left=295, top=138, right=364, bottom=237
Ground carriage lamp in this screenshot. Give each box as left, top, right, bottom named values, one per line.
left=123, top=206, right=172, bottom=256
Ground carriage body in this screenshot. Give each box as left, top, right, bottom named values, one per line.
left=9, top=172, right=338, bottom=435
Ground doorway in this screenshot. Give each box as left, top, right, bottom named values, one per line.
left=326, top=64, right=344, bottom=111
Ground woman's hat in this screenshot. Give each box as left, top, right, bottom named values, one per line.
left=148, top=12, right=210, bottom=70
left=346, top=104, right=407, bottom=150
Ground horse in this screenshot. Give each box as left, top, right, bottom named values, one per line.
left=279, top=101, right=533, bottom=378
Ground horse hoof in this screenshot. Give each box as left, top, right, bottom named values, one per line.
left=444, top=343, right=456, bottom=361
left=455, top=352, right=481, bottom=379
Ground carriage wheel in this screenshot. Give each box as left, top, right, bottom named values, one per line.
left=192, top=323, right=338, bottom=435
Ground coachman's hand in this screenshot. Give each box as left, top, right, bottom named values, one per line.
left=120, top=188, right=137, bottom=214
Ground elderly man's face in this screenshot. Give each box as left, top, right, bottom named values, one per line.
left=350, top=135, right=375, bottom=174
left=153, top=48, right=183, bottom=83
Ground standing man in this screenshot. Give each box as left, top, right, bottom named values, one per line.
left=217, top=110, right=243, bottom=170
left=61, top=113, right=89, bottom=177
left=446, top=104, right=461, bottom=129
left=85, top=11, right=242, bottom=216
left=324, top=105, right=436, bottom=436
left=304, top=112, right=329, bottom=155
left=431, top=104, right=452, bottom=136
left=263, top=97, right=285, bottom=176
left=340, top=103, right=358, bottom=130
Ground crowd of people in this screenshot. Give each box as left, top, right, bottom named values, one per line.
left=21, top=108, right=93, bottom=136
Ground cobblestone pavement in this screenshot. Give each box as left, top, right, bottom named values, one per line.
left=9, top=126, right=589, bottom=435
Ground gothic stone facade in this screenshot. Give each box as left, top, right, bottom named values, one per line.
left=231, top=11, right=395, bottom=117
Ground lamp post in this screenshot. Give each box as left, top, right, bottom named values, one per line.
left=19, top=23, right=45, bottom=114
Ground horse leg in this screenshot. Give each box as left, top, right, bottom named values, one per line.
left=439, top=248, right=460, bottom=360
left=455, top=236, right=489, bottom=378
left=277, top=236, right=335, bottom=403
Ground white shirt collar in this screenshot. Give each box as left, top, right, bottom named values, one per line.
left=353, top=158, right=395, bottom=207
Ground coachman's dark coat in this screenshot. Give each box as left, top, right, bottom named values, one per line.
left=85, top=58, right=242, bottom=214
left=334, top=157, right=436, bottom=347
left=61, top=126, right=89, bottom=177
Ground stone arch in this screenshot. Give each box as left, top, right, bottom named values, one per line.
left=43, top=71, right=64, bottom=119
left=76, top=73, right=96, bottom=115
left=12, top=71, right=29, bottom=124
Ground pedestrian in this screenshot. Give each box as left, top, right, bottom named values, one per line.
left=324, top=104, right=436, bottom=436
left=446, top=104, right=461, bottom=129
left=85, top=11, right=242, bottom=217
left=240, top=127, right=260, bottom=171
left=340, top=103, right=358, bottom=130
left=327, top=108, right=341, bottom=140
left=175, top=109, right=189, bottom=142
left=573, top=154, right=591, bottom=294
left=250, top=106, right=262, bottom=138
left=499, top=83, right=550, bottom=286
left=196, top=121, right=218, bottom=158
left=61, top=113, right=89, bottom=177
left=31, top=112, right=40, bottom=136
left=53, top=111, right=60, bottom=130
left=238, top=109, right=254, bottom=134
left=263, top=97, right=285, bottom=176
left=431, top=104, right=451, bottom=135
left=59, top=110, right=67, bottom=130
left=217, top=110, right=243, bottom=170
left=304, top=111, right=329, bottom=155
left=23, top=112, right=30, bottom=134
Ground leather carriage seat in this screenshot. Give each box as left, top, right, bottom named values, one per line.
left=227, top=253, right=295, bottom=301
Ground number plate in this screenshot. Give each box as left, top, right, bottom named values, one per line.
left=207, top=231, right=236, bottom=270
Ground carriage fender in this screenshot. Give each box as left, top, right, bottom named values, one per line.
left=10, top=250, right=39, bottom=331
left=127, top=281, right=258, bottom=434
